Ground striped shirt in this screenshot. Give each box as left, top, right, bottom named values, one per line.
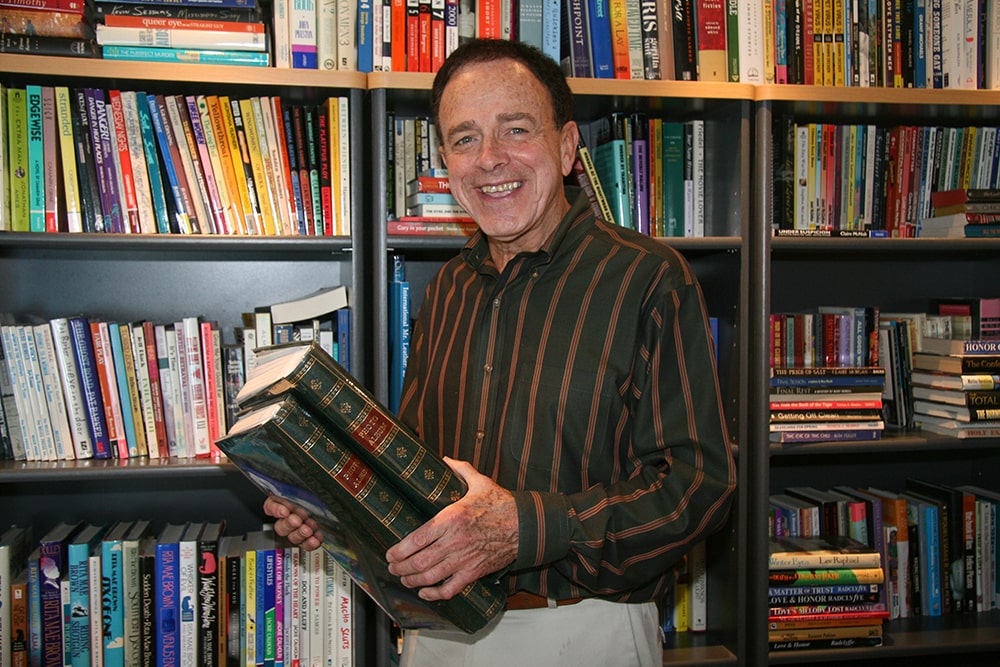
left=399, top=192, right=737, bottom=603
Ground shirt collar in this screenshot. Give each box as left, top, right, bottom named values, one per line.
left=460, top=188, right=591, bottom=274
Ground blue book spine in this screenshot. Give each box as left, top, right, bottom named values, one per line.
left=518, top=0, right=544, bottom=50
left=134, top=92, right=172, bottom=234
left=336, top=309, right=351, bottom=373
left=40, top=525, right=79, bottom=667
left=27, top=552, right=43, bottom=667
left=25, top=84, right=46, bottom=232
left=913, top=0, right=927, bottom=87
left=405, top=192, right=457, bottom=205
left=357, top=0, right=374, bottom=73
left=156, top=539, right=181, bottom=667
left=563, top=0, right=591, bottom=77
left=921, top=501, right=942, bottom=616
left=541, top=0, right=560, bottom=63
left=102, top=535, right=126, bottom=667
left=101, top=45, right=270, bottom=67
left=281, top=106, right=307, bottom=235
left=388, top=280, right=411, bottom=415
left=68, top=316, right=112, bottom=459
left=106, top=324, right=138, bottom=457
left=585, top=0, right=613, bottom=78
left=67, top=528, right=104, bottom=667
left=146, top=94, right=191, bottom=233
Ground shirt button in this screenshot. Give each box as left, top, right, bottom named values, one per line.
left=493, top=297, right=501, bottom=308
left=531, top=269, right=539, bottom=278
left=484, top=364, right=492, bottom=374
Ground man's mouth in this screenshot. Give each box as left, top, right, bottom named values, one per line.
left=479, top=181, right=523, bottom=195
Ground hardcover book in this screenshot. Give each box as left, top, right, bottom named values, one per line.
left=216, top=383, right=506, bottom=633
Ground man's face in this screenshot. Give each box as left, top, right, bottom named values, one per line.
left=436, top=58, right=579, bottom=255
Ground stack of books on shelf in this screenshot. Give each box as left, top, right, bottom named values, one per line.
left=216, top=341, right=507, bottom=633
left=0, top=520, right=358, bottom=667
left=0, top=0, right=99, bottom=57
left=767, top=535, right=887, bottom=652
left=917, top=188, right=1000, bottom=238
left=1, top=83, right=351, bottom=236
left=95, top=0, right=269, bottom=66
left=769, top=306, right=885, bottom=444
left=911, top=336, right=1000, bottom=439
left=389, top=172, right=474, bottom=234
left=773, top=123, right=1000, bottom=237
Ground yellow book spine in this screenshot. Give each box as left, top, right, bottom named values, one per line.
left=337, top=96, right=352, bottom=236
left=258, top=96, right=294, bottom=235
left=324, top=97, right=341, bottom=237
left=762, top=0, right=776, bottom=84
left=239, top=97, right=277, bottom=235
left=204, top=95, right=247, bottom=234
left=812, top=0, right=825, bottom=86
left=832, top=0, right=845, bottom=86
left=54, top=86, right=83, bottom=233
left=608, top=0, right=631, bottom=79
left=197, top=95, right=237, bottom=235
left=221, top=96, right=260, bottom=234
left=960, top=126, right=976, bottom=190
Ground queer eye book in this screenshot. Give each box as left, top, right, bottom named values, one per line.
left=215, top=342, right=506, bottom=634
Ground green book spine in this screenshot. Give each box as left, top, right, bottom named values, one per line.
left=8, top=88, right=29, bottom=232
left=217, top=394, right=505, bottom=634
left=248, top=343, right=467, bottom=516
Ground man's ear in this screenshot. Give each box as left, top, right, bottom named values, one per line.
left=560, top=120, right=580, bottom=176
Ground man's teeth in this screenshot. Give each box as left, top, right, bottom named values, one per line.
left=480, top=181, right=522, bottom=193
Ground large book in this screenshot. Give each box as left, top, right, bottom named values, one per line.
left=66, top=524, right=106, bottom=667
left=235, top=342, right=465, bottom=514
left=216, top=391, right=506, bottom=634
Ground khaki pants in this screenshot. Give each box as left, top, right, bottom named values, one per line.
left=399, top=598, right=662, bottom=667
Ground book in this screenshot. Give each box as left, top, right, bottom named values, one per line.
left=920, top=337, right=1000, bottom=357
left=155, top=523, right=187, bottom=667
left=38, top=521, right=82, bottom=667
left=0, top=525, right=33, bottom=667
left=66, top=524, right=105, bottom=667
left=262, top=286, right=349, bottom=325
left=215, top=393, right=506, bottom=633
left=768, top=536, right=882, bottom=569
left=236, top=342, right=465, bottom=514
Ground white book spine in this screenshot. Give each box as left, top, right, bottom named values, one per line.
left=2, top=325, right=42, bottom=461
left=307, top=550, right=324, bottom=667
left=335, top=563, right=352, bottom=667
left=121, top=91, right=158, bottom=234
left=178, top=536, right=198, bottom=667
left=738, top=0, right=766, bottom=83
left=336, top=0, right=357, bottom=70
left=274, top=0, right=293, bottom=67
left=21, top=325, right=59, bottom=460
left=691, top=119, right=705, bottom=237
left=317, top=0, right=338, bottom=69
left=95, top=25, right=268, bottom=51
left=794, top=124, right=809, bottom=229
left=181, top=317, right=211, bottom=457
left=171, top=323, right=196, bottom=457
left=337, top=96, right=351, bottom=236
left=129, top=325, right=160, bottom=459
left=49, top=318, right=94, bottom=459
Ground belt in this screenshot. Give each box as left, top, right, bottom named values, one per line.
left=505, top=591, right=584, bottom=610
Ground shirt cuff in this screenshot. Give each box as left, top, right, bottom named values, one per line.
left=511, top=489, right=572, bottom=570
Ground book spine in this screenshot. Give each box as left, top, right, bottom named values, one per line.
left=102, top=535, right=126, bottom=667
left=156, top=540, right=180, bottom=667
left=95, top=24, right=268, bottom=50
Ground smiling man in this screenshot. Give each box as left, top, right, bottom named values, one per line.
left=265, top=38, right=736, bottom=667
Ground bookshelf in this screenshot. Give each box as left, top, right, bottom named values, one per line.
left=4, top=53, right=1000, bottom=667
left=0, top=55, right=373, bottom=664
left=752, top=87, right=1000, bottom=666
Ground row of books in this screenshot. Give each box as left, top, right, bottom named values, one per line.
left=772, top=121, right=1000, bottom=237
left=767, top=534, right=886, bottom=651
left=770, top=306, right=881, bottom=370
left=384, top=114, right=447, bottom=221
left=579, top=114, right=708, bottom=237
left=1, top=84, right=353, bottom=237
left=0, top=520, right=356, bottom=667
left=0, top=286, right=351, bottom=462
left=770, top=480, right=1000, bottom=620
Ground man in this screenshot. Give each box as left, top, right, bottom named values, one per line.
left=265, top=38, right=736, bottom=666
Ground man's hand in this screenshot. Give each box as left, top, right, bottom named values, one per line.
left=386, top=457, right=518, bottom=602
left=263, top=496, right=324, bottom=551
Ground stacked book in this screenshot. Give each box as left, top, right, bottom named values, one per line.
left=911, top=336, right=1000, bottom=439
left=387, top=172, right=477, bottom=236
left=768, top=535, right=887, bottom=652
left=0, top=0, right=99, bottom=57
left=94, top=0, right=269, bottom=67
left=216, top=341, right=507, bottom=634
left=916, top=188, right=1000, bottom=238
left=769, top=367, right=886, bottom=444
